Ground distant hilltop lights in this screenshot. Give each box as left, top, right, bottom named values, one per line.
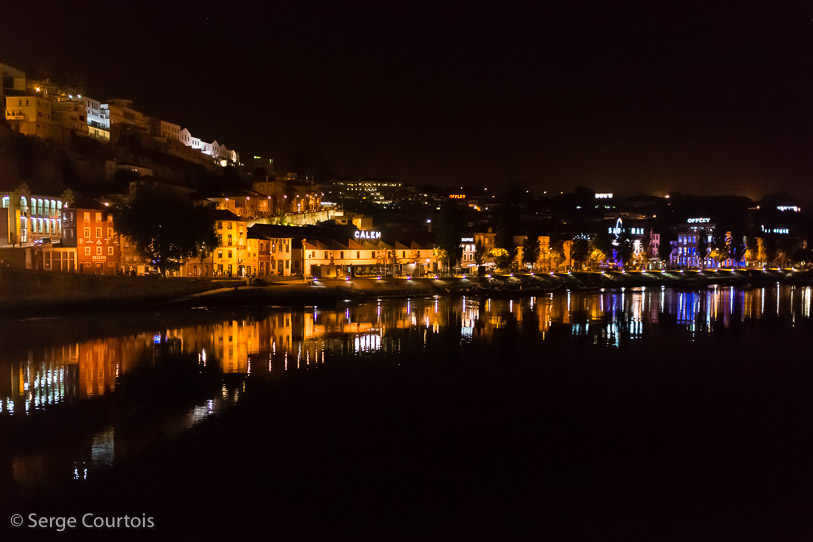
left=595, top=193, right=613, bottom=199
left=354, top=230, right=382, bottom=240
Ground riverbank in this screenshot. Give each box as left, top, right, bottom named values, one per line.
left=162, top=268, right=813, bottom=309
left=0, top=267, right=243, bottom=317
left=2, top=267, right=812, bottom=316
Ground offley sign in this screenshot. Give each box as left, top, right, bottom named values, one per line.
left=449, top=194, right=466, bottom=199
left=354, top=230, right=382, bottom=240
left=687, top=218, right=710, bottom=224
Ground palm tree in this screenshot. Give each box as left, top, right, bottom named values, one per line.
left=522, top=237, right=540, bottom=270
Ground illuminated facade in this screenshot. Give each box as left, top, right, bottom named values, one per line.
left=247, top=230, right=293, bottom=277
left=474, top=231, right=497, bottom=268
left=207, top=192, right=273, bottom=219
left=323, top=178, right=438, bottom=209
left=4, top=95, right=53, bottom=138
left=673, top=219, right=715, bottom=268
left=81, top=96, right=110, bottom=141
left=213, top=210, right=248, bottom=277
left=0, top=184, right=69, bottom=246
left=62, top=207, right=121, bottom=274
left=303, top=238, right=436, bottom=277
left=251, top=179, right=322, bottom=216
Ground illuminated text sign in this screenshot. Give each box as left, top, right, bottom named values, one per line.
left=354, top=231, right=382, bottom=240
left=687, top=218, right=710, bottom=224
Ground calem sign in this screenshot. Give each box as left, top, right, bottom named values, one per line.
left=354, top=230, right=382, bottom=240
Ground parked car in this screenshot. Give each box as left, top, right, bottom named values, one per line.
left=34, top=237, right=52, bottom=245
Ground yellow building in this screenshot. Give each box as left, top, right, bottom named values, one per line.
left=303, top=238, right=437, bottom=277
left=213, top=210, right=249, bottom=277
left=207, top=190, right=273, bottom=219
left=4, top=95, right=54, bottom=138
left=247, top=224, right=295, bottom=277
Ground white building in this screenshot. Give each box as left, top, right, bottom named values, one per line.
left=80, top=96, right=110, bottom=141
left=180, top=128, right=193, bottom=146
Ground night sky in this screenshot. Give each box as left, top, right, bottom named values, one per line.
left=2, top=1, right=813, bottom=198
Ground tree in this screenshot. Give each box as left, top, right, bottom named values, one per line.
left=491, top=248, right=515, bottom=271
left=494, top=206, right=519, bottom=254
left=616, top=236, right=635, bottom=269
left=571, top=238, right=590, bottom=271
left=638, top=230, right=652, bottom=269
left=695, top=229, right=709, bottom=269
left=743, top=236, right=759, bottom=266
left=116, top=188, right=218, bottom=277
left=434, top=200, right=463, bottom=273
left=791, top=241, right=812, bottom=267
left=659, top=229, right=677, bottom=265
left=474, top=239, right=487, bottom=266
left=591, top=231, right=612, bottom=257
left=522, top=236, right=540, bottom=270
left=730, top=236, right=746, bottom=267
left=550, top=239, right=566, bottom=272
left=763, top=235, right=777, bottom=266
left=711, top=232, right=729, bottom=268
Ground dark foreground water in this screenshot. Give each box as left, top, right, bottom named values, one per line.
left=2, top=285, right=813, bottom=540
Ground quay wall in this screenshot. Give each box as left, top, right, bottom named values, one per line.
left=0, top=267, right=236, bottom=313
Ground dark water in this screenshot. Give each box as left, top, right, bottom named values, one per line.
left=2, top=285, right=813, bottom=540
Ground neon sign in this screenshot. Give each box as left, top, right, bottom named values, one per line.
left=449, top=194, right=466, bottom=199
left=687, top=218, right=710, bottom=224
left=354, top=231, right=382, bottom=240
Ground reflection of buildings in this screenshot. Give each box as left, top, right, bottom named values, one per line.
left=0, top=334, right=153, bottom=415
left=4, top=287, right=812, bottom=417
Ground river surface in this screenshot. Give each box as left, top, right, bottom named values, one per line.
left=2, top=285, right=812, bottom=540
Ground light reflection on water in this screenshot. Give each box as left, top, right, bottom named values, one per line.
left=2, top=285, right=811, bottom=417
left=1, top=285, right=811, bottom=493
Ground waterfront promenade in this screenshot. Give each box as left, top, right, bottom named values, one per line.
left=2, top=266, right=812, bottom=316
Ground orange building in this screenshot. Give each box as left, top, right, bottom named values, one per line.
left=62, top=205, right=121, bottom=274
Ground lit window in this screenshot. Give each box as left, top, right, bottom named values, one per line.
left=85, top=247, right=91, bottom=255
